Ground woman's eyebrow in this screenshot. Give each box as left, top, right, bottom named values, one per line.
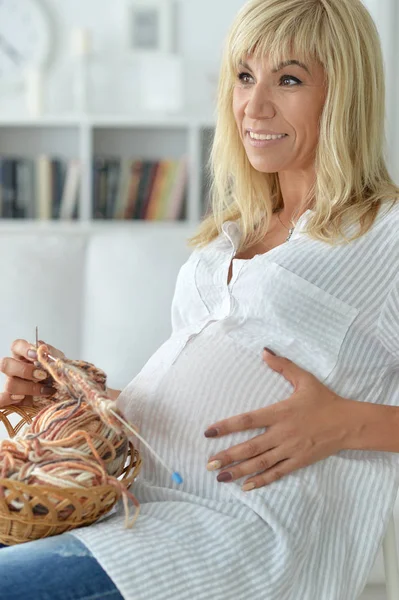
left=238, top=59, right=311, bottom=75
left=238, top=61, right=253, bottom=71
left=272, top=60, right=311, bottom=75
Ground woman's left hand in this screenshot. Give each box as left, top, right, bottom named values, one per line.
left=204, top=349, right=357, bottom=492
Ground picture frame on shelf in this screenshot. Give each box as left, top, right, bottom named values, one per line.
left=125, top=0, right=174, bottom=55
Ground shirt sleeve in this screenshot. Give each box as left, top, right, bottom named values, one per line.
left=377, top=272, right=399, bottom=360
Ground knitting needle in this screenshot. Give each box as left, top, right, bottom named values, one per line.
left=40, top=348, right=183, bottom=486
left=109, top=409, right=183, bottom=485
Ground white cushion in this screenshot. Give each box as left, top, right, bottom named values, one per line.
left=0, top=232, right=87, bottom=362
left=81, top=226, right=195, bottom=389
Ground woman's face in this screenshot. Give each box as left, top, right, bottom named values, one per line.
left=233, top=54, right=327, bottom=174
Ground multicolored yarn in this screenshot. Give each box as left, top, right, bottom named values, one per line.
left=0, top=344, right=141, bottom=529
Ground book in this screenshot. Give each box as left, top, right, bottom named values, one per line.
left=2, top=159, right=16, bottom=219
left=140, top=161, right=160, bottom=220
left=134, top=161, right=159, bottom=220
left=51, top=159, right=66, bottom=219
left=165, top=157, right=188, bottom=220
left=36, top=155, right=52, bottom=220
left=0, top=160, right=3, bottom=218
left=93, top=157, right=108, bottom=219
left=155, top=160, right=179, bottom=220
left=124, top=160, right=143, bottom=219
left=113, top=158, right=131, bottom=219
left=105, top=159, right=120, bottom=219
left=60, top=160, right=81, bottom=220
left=145, top=160, right=169, bottom=220
left=20, top=159, right=35, bottom=219
left=16, top=158, right=35, bottom=219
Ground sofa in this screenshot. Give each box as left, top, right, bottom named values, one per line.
left=0, top=223, right=396, bottom=586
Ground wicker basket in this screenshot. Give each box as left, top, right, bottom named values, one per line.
left=0, top=403, right=142, bottom=545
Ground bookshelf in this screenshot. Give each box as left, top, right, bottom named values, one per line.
left=0, top=114, right=216, bottom=230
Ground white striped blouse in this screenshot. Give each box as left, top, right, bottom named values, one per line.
left=71, top=200, right=399, bottom=600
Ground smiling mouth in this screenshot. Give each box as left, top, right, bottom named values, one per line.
left=248, top=132, right=288, bottom=141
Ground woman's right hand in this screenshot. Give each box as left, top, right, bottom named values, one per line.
left=0, top=338, right=63, bottom=407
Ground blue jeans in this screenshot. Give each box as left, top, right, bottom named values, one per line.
left=0, top=534, right=124, bottom=600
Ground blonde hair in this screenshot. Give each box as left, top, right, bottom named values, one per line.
left=188, top=0, right=399, bottom=252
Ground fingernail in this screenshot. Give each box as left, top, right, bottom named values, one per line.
left=206, top=460, right=222, bottom=471
left=33, top=369, right=47, bottom=381
left=242, top=482, right=256, bottom=492
left=263, top=347, right=276, bottom=356
left=27, top=350, right=38, bottom=359
left=204, top=428, right=219, bottom=438
left=217, top=472, right=232, bottom=483
left=40, top=386, right=55, bottom=396
left=11, top=395, right=25, bottom=401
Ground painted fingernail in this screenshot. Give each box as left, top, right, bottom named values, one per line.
left=242, top=482, right=256, bottom=492
left=11, top=395, right=25, bottom=401
left=217, top=472, right=232, bottom=482
left=263, top=347, right=276, bottom=356
left=27, top=350, right=38, bottom=359
left=33, top=369, right=47, bottom=381
left=40, top=386, right=55, bottom=396
left=206, top=460, right=222, bottom=471
left=204, top=428, right=219, bottom=438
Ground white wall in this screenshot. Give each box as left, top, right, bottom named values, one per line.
left=362, top=0, right=399, bottom=184
left=0, top=0, right=245, bottom=118
left=0, top=0, right=397, bottom=180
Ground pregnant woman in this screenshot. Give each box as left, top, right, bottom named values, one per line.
left=1, top=0, right=399, bottom=599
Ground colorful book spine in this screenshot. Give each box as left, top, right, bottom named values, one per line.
left=51, top=159, right=67, bottom=219
left=145, top=160, right=170, bottom=221
left=92, top=157, right=108, bottom=219
left=60, top=160, right=81, bottom=220
left=124, top=160, right=143, bottom=219
left=155, top=160, right=179, bottom=221
left=105, top=159, right=120, bottom=219
left=134, top=161, right=159, bottom=220
left=20, top=159, right=35, bottom=219
left=2, top=159, right=16, bottom=219
left=36, top=155, right=52, bottom=220
left=165, top=157, right=188, bottom=220
left=113, top=158, right=130, bottom=220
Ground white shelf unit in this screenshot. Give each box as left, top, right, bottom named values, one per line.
left=0, top=115, right=216, bottom=230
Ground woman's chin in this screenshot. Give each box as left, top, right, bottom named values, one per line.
left=247, top=159, right=283, bottom=173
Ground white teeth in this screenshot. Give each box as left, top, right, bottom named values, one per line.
left=249, top=132, right=287, bottom=141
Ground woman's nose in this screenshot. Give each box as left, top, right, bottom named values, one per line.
left=245, top=85, right=276, bottom=119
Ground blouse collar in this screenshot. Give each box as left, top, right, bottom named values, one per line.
left=221, top=210, right=313, bottom=253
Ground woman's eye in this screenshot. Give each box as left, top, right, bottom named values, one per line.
left=238, top=72, right=253, bottom=84
left=280, top=75, right=302, bottom=86
left=237, top=72, right=302, bottom=86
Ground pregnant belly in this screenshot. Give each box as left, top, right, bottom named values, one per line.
left=116, top=323, right=296, bottom=492
left=119, top=322, right=295, bottom=440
